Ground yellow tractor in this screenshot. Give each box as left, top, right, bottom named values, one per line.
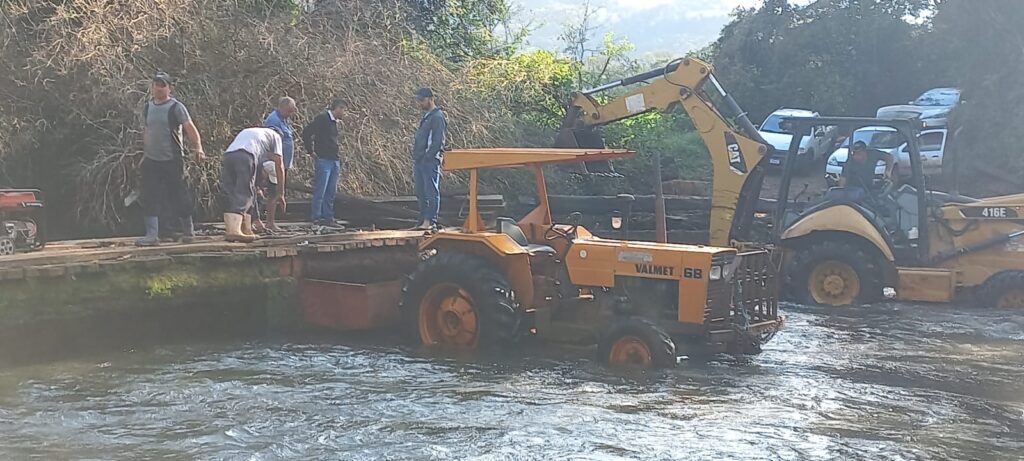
left=399, top=148, right=782, bottom=367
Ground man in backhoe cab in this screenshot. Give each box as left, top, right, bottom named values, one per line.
left=826, top=140, right=894, bottom=203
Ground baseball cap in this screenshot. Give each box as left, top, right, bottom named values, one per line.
left=153, top=72, right=174, bottom=85
left=414, top=87, right=434, bottom=99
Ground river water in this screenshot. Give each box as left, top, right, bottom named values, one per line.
left=0, top=303, right=1021, bottom=460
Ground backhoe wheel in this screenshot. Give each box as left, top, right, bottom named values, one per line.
left=978, top=271, right=1024, bottom=309
left=598, top=319, right=676, bottom=369
left=786, top=240, right=884, bottom=307
left=400, top=251, right=520, bottom=349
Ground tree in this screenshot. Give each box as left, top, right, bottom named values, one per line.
left=557, top=1, right=635, bottom=88
left=406, top=0, right=523, bottom=61
left=711, top=0, right=935, bottom=122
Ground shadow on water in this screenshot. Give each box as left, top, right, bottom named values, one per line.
left=0, top=301, right=1021, bottom=459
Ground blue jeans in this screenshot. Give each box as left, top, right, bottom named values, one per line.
left=413, top=160, right=441, bottom=225
left=311, top=159, right=340, bottom=222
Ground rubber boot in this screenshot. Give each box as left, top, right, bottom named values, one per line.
left=135, top=216, right=160, bottom=247
left=224, top=213, right=255, bottom=243
left=179, top=216, right=196, bottom=244
left=241, top=214, right=260, bottom=240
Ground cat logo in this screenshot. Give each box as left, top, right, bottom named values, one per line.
left=725, top=132, right=748, bottom=174
left=635, top=264, right=674, bottom=276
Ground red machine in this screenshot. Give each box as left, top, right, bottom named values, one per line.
left=0, top=189, right=45, bottom=256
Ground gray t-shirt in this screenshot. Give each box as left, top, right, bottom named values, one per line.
left=143, top=98, right=190, bottom=161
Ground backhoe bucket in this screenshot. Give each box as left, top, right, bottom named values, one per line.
left=554, top=126, right=621, bottom=177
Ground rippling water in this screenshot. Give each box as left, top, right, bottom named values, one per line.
left=0, top=303, right=1022, bottom=460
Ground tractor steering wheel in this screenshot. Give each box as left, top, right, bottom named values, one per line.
left=545, top=224, right=576, bottom=243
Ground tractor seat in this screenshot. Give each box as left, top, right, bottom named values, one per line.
left=496, top=217, right=556, bottom=256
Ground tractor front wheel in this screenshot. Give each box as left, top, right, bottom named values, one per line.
left=400, top=251, right=520, bottom=348
left=598, top=319, right=676, bottom=368
left=978, top=271, right=1024, bottom=309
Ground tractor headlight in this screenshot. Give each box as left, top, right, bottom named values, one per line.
left=709, top=265, right=723, bottom=281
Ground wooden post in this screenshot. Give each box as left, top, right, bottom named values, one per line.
left=654, top=151, right=667, bottom=243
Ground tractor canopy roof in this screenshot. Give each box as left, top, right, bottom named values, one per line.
left=442, top=148, right=635, bottom=171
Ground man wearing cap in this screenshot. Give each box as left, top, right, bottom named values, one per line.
left=411, top=87, right=447, bottom=231
left=221, top=127, right=285, bottom=242
left=262, top=96, right=297, bottom=232
left=136, top=71, right=206, bottom=247
left=301, top=98, right=346, bottom=228
left=827, top=140, right=895, bottom=203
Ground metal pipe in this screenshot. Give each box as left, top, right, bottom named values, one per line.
left=708, top=74, right=765, bottom=144
left=582, top=61, right=682, bottom=96
left=773, top=133, right=805, bottom=241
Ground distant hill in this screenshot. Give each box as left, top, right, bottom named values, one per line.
left=513, top=0, right=750, bottom=55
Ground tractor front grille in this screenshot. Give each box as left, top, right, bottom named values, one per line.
left=704, top=252, right=735, bottom=326
left=732, top=250, right=779, bottom=323
left=704, top=250, right=779, bottom=328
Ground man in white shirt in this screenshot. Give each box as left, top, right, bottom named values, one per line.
left=221, top=127, right=285, bottom=242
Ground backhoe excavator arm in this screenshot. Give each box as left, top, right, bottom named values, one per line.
left=556, top=57, right=772, bottom=246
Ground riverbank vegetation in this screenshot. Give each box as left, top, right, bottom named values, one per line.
left=0, top=0, right=1020, bottom=235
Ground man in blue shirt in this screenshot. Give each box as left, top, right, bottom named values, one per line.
left=263, top=97, right=296, bottom=231
left=411, top=88, right=447, bottom=231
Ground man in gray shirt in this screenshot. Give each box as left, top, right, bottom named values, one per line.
left=136, top=71, right=206, bottom=246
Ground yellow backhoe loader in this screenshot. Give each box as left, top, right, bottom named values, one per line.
left=776, top=116, right=1024, bottom=307
left=556, top=56, right=1024, bottom=308
left=399, top=148, right=782, bottom=367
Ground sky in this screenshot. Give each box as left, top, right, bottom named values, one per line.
left=512, top=0, right=812, bottom=56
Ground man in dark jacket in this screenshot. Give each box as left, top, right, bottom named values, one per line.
left=411, top=88, right=447, bottom=231
left=301, top=98, right=346, bottom=227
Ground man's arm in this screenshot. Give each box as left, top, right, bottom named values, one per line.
left=882, top=152, right=896, bottom=178
left=425, top=113, right=446, bottom=162
left=176, top=104, right=205, bottom=161
left=183, top=120, right=205, bottom=161
left=274, top=156, right=287, bottom=212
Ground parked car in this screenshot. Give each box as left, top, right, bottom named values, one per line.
left=824, top=126, right=948, bottom=187
left=876, top=87, right=961, bottom=126
left=759, top=108, right=839, bottom=169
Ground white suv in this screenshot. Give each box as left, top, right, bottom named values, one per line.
left=759, top=108, right=838, bottom=169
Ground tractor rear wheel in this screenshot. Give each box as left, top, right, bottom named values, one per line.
left=400, top=251, right=520, bottom=348
left=978, top=271, right=1024, bottom=309
left=786, top=240, right=884, bottom=306
left=598, top=319, right=676, bottom=368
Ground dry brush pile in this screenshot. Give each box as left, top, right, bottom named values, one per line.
left=0, top=0, right=511, bottom=233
